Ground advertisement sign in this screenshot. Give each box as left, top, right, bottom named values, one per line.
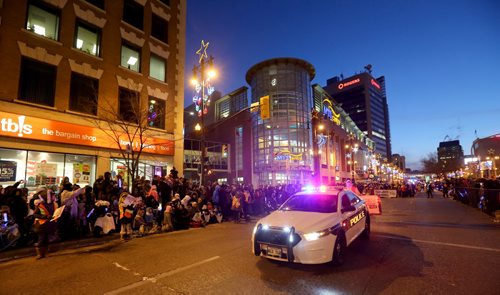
left=73, top=163, right=91, bottom=184
left=34, top=163, right=57, bottom=177
left=0, top=111, right=174, bottom=155
left=374, top=189, right=397, bottom=198
left=0, top=160, right=17, bottom=181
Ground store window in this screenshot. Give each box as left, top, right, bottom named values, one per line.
left=119, top=87, right=139, bottom=123
left=149, top=55, right=165, bottom=81
left=74, top=22, right=101, bottom=56
left=0, top=149, right=27, bottom=187
left=26, top=2, right=60, bottom=41
left=70, top=73, right=98, bottom=115
left=148, top=97, right=165, bottom=129
left=122, top=0, right=143, bottom=30
left=0, top=148, right=96, bottom=191
left=19, top=58, right=56, bottom=107
left=121, top=43, right=140, bottom=72
left=151, top=14, right=168, bottom=44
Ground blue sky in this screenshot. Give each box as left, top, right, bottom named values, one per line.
left=185, top=0, right=500, bottom=169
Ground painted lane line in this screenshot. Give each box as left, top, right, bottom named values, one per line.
left=104, top=256, right=220, bottom=294
left=374, top=234, right=500, bottom=253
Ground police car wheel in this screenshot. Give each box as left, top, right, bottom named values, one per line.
left=361, top=215, right=370, bottom=239
left=332, top=235, right=346, bottom=266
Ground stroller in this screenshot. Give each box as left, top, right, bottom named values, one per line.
left=87, top=200, right=115, bottom=237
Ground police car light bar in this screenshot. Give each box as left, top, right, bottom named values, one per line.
left=301, top=185, right=328, bottom=192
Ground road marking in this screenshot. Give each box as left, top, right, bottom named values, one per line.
left=374, top=234, right=500, bottom=253
left=104, top=256, right=220, bottom=294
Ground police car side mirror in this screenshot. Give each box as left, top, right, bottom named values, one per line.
left=341, top=205, right=356, bottom=213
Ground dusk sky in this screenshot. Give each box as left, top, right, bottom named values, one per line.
left=185, top=0, right=500, bottom=169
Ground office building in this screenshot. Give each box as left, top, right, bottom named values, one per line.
left=0, top=0, right=186, bottom=189
left=324, top=72, right=392, bottom=160
left=437, top=140, right=464, bottom=173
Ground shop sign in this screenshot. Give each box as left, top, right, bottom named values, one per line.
left=274, top=150, right=303, bottom=161
left=0, top=160, right=17, bottom=181
left=0, top=111, right=174, bottom=155
left=338, top=78, right=360, bottom=90
left=322, top=99, right=341, bottom=125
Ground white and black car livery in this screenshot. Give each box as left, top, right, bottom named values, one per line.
left=252, top=187, right=370, bottom=265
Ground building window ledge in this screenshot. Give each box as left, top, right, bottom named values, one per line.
left=13, top=99, right=57, bottom=111
left=150, top=36, right=169, bottom=48
left=70, top=47, right=103, bottom=61
left=119, top=65, right=143, bottom=77
left=21, top=28, right=63, bottom=46
left=64, top=109, right=98, bottom=119
left=147, top=76, right=168, bottom=86
left=120, top=20, right=145, bottom=36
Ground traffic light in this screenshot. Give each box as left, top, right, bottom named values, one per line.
left=222, top=144, right=228, bottom=158
left=259, top=95, right=270, bottom=120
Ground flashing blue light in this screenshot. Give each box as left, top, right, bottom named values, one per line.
left=302, top=185, right=315, bottom=192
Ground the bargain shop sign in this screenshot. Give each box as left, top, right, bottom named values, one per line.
left=0, top=111, right=174, bottom=155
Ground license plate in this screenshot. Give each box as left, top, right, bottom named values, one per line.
left=267, top=246, right=281, bottom=256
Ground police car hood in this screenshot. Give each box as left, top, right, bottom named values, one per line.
left=258, top=210, right=336, bottom=233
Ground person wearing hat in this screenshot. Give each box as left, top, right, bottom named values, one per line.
left=33, top=188, right=58, bottom=259
left=345, top=179, right=361, bottom=195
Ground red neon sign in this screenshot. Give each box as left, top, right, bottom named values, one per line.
left=371, top=79, right=381, bottom=89
left=338, top=78, right=360, bottom=90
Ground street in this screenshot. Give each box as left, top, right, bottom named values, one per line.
left=1, top=192, right=499, bottom=295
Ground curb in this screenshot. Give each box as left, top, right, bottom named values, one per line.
left=0, top=235, right=119, bottom=263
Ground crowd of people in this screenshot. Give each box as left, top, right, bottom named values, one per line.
left=0, top=168, right=302, bottom=258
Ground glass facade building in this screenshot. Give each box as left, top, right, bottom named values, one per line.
left=246, top=58, right=315, bottom=185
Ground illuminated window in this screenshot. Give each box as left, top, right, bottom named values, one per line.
left=70, top=73, right=98, bottom=115
left=74, top=22, right=100, bottom=56
left=151, top=14, right=168, bottom=44
left=26, top=3, right=60, bottom=40
left=149, top=55, right=165, bottom=81
left=148, top=97, right=165, bottom=129
left=123, top=0, right=143, bottom=30
left=121, top=43, right=140, bottom=72
left=19, top=58, right=56, bottom=107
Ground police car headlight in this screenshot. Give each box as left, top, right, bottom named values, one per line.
left=303, top=228, right=331, bottom=241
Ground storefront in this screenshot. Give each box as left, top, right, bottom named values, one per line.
left=0, top=110, right=174, bottom=191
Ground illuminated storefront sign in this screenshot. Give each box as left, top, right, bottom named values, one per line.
left=370, top=79, right=381, bottom=89
left=338, top=78, right=360, bottom=90
left=274, top=150, right=303, bottom=161
left=322, top=99, right=341, bottom=125
left=0, top=111, right=174, bottom=155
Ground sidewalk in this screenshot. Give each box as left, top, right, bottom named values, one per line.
left=0, top=234, right=119, bottom=263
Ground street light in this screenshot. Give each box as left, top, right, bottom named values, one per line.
left=191, top=40, right=217, bottom=185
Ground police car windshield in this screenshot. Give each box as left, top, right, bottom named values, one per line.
left=279, top=193, right=338, bottom=213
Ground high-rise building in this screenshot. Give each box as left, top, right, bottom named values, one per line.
left=392, top=153, right=406, bottom=171
left=246, top=58, right=315, bottom=185
left=0, top=0, right=186, bottom=189
left=324, top=72, right=392, bottom=160
left=437, top=140, right=464, bottom=173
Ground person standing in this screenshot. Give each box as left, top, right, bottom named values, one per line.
left=442, top=183, right=449, bottom=198
left=118, top=192, right=135, bottom=241
left=427, top=183, right=434, bottom=198
left=33, top=189, right=58, bottom=259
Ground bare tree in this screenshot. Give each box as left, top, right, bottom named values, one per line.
left=86, top=85, right=168, bottom=193
left=420, top=152, right=440, bottom=174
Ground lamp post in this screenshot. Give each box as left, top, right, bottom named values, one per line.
left=191, top=40, right=216, bottom=185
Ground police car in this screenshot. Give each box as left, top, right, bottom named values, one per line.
left=252, top=186, right=370, bottom=265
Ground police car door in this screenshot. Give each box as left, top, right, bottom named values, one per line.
left=347, top=192, right=366, bottom=241
left=340, top=191, right=357, bottom=245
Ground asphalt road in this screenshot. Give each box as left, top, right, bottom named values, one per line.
left=1, top=192, right=499, bottom=295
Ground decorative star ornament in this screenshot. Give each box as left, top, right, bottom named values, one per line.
left=196, top=40, right=209, bottom=64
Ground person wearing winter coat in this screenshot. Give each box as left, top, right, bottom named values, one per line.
left=33, top=189, right=58, bottom=259
left=118, top=192, right=136, bottom=240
